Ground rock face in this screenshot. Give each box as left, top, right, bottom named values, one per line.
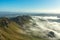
left=47, top=31, right=55, bottom=38
left=0, top=17, right=10, bottom=27
left=11, top=15, right=32, bottom=26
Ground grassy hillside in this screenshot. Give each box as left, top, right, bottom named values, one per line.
left=0, top=16, right=48, bottom=40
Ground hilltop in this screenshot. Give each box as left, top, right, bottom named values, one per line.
left=0, top=15, right=48, bottom=40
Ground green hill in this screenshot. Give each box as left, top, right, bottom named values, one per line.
left=0, top=16, right=48, bottom=40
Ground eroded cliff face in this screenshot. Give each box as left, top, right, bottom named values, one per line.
left=0, top=15, right=60, bottom=40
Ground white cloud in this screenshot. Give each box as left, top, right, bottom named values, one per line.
left=0, top=8, right=60, bottom=14
left=8, top=8, right=59, bottom=14
left=18, top=9, right=60, bottom=13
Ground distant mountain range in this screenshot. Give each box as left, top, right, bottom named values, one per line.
left=0, top=12, right=60, bottom=17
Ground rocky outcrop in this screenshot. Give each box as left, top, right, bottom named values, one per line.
left=11, top=15, right=32, bottom=26
left=47, top=31, right=55, bottom=38
left=0, top=17, right=10, bottom=27
left=0, top=15, right=32, bottom=27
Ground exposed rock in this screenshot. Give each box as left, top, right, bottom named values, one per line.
left=11, top=15, right=32, bottom=26
left=47, top=31, right=55, bottom=38
left=0, top=17, right=10, bottom=27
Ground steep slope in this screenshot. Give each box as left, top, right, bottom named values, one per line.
left=1, top=16, right=60, bottom=40
left=0, top=16, right=48, bottom=40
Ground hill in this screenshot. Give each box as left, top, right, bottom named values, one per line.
left=0, top=15, right=48, bottom=40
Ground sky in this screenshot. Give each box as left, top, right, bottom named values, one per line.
left=0, top=0, right=60, bottom=13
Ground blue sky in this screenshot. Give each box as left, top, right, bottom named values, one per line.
left=0, top=0, right=60, bottom=13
